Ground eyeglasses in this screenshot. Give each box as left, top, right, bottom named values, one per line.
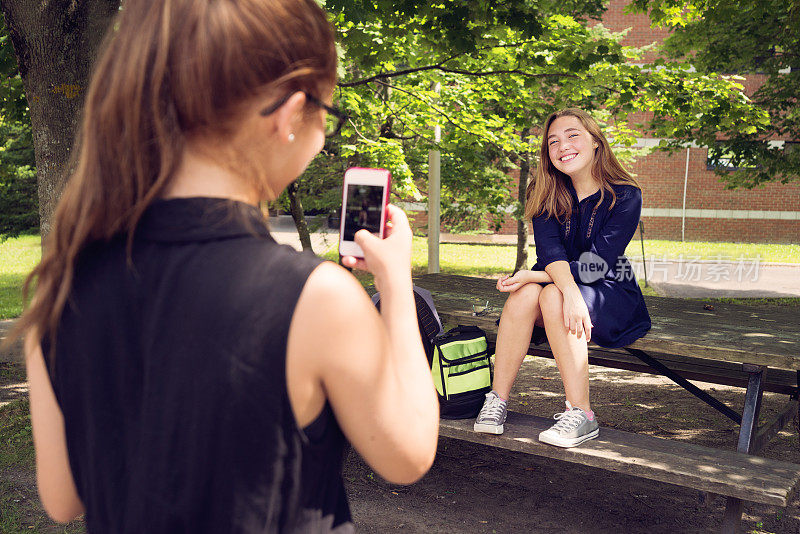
left=260, top=92, right=348, bottom=138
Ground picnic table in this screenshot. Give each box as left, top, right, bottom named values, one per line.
left=412, top=273, right=800, bottom=534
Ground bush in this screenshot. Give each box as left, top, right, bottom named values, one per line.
left=0, top=108, right=38, bottom=238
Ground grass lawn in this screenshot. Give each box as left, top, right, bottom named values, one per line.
left=624, top=239, right=800, bottom=263
left=322, top=237, right=800, bottom=277
left=0, top=365, right=32, bottom=469
left=0, top=233, right=797, bottom=319
left=0, top=398, right=86, bottom=533
left=0, top=235, right=40, bottom=320
left=1, top=362, right=86, bottom=533
left=322, top=237, right=800, bottom=300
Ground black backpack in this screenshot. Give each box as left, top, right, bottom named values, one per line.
left=371, top=287, right=492, bottom=419
left=371, top=285, right=444, bottom=363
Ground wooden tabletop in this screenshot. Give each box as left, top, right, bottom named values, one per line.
left=413, top=274, right=800, bottom=370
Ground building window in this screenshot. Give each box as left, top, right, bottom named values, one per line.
left=706, top=143, right=759, bottom=171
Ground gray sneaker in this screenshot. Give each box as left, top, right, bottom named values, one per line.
left=538, top=402, right=599, bottom=448
left=473, top=391, right=507, bottom=434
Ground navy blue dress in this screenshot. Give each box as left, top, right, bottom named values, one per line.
left=530, top=182, right=651, bottom=348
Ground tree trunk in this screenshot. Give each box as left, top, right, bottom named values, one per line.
left=514, top=128, right=531, bottom=273
left=287, top=181, right=314, bottom=252
left=0, top=0, right=120, bottom=239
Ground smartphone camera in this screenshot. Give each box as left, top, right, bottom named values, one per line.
left=339, top=168, right=391, bottom=259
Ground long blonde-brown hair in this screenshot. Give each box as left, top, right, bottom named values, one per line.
left=524, top=108, right=640, bottom=222
left=12, top=0, right=337, bottom=355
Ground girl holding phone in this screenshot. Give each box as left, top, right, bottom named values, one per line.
left=13, top=1, right=438, bottom=532
left=474, top=109, right=651, bottom=448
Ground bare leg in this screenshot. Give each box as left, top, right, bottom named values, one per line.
left=492, top=283, right=544, bottom=400
left=538, top=284, right=591, bottom=412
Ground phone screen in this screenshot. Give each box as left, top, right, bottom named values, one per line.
left=342, top=184, right=385, bottom=240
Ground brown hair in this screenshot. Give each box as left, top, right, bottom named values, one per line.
left=524, top=108, right=640, bottom=222
left=11, top=0, right=337, bottom=356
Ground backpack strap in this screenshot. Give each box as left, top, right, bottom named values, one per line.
left=370, top=286, right=444, bottom=339
left=435, top=343, right=448, bottom=399
left=371, top=286, right=444, bottom=367
left=413, top=286, right=444, bottom=338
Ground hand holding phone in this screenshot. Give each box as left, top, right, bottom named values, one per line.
left=340, top=204, right=412, bottom=284
left=339, top=167, right=391, bottom=259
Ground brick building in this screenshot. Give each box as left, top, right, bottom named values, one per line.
left=601, top=0, right=800, bottom=243
left=427, top=1, right=800, bottom=244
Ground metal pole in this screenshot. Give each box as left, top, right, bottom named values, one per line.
left=428, top=82, right=441, bottom=274
left=722, top=365, right=766, bottom=533
left=682, top=147, right=690, bottom=242
left=639, top=220, right=648, bottom=287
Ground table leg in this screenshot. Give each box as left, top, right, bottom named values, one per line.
left=624, top=348, right=742, bottom=424
left=796, top=371, right=800, bottom=439
left=753, top=396, right=798, bottom=454
left=721, top=364, right=765, bottom=534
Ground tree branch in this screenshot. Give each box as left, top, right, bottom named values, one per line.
left=365, top=84, right=432, bottom=144
left=374, top=80, right=517, bottom=158
left=338, top=40, right=551, bottom=87
left=339, top=63, right=449, bottom=87
left=341, top=64, right=578, bottom=87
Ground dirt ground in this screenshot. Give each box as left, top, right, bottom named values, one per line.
left=344, top=357, right=800, bottom=534
left=3, top=356, right=799, bottom=533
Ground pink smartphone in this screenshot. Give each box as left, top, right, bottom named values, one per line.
left=339, top=167, right=392, bottom=258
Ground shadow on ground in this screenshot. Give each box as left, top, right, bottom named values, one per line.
left=2, top=355, right=798, bottom=532
left=345, top=357, right=800, bottom=533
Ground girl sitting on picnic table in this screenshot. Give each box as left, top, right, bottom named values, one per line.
left=13, top=1, right=439, bottom=532
left=474, top=108, right=651, bottom=448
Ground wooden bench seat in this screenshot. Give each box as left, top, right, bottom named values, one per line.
left=414, top=273, right=800, bottom=532
left=440, top=411, right=800, bottom=507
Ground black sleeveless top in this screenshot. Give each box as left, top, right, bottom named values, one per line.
left=42, top=197, right=353, bottom=533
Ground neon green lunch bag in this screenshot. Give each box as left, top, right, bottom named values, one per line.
left=431, top=325, right=493, bottom=419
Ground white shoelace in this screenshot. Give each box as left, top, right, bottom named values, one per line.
left=550, top=407, right=587, bottom=433
left=478, top=394, right=506, bottom=422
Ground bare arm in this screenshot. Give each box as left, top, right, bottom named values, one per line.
left=287, top=206, right=438, bottom=484
left=25, top=335, right=84, bottom=522
left=544, top=260, right=577, bottom=292
left=496, top=269, right=553, bottom=292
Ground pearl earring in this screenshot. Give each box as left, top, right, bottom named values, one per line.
left=288, top=133, right=295, bottom=142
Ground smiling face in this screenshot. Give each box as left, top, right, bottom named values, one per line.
left=546, top=115, right=598, bottom=182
